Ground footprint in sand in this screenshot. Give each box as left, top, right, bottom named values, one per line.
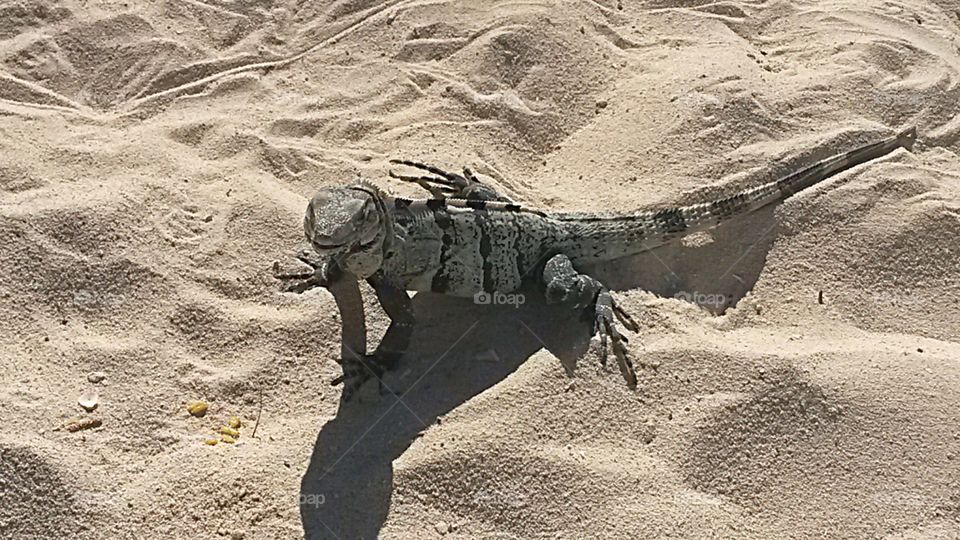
left=155, top=204, right=215, bottom=246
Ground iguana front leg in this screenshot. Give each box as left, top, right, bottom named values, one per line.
left=327, top=268, right=367, bottom=381
left=388, top=159, right=511, bottom=202
left=273, top=248, right=333, bottom=293
left=337, top=271, right=415, bottom=402
left=541, top=254, right=641, bottom=387
left=274, top=258, right=371, bottom=393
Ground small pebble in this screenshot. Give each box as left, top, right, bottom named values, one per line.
left=78, top=390, right=99, bottom=412
left=187, top=400, right=208, bottom=417
left=434, top=521, right=450, bottom=535
left=221, top=434, right=237, bottom=444
left=65, top=417, right=101, bottom=433
left=204, top=438, right=219, bottom=446
left=220, top=426, right=240, bottom=438
left=87, top=371, right=107, bottom=384
left=228, top=416, right=242, bottom=429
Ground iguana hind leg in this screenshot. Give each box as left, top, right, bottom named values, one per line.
left=389, top=159, right=511, bottom=202
left=338, top=271, right=415, bottom=402
left=541, top=254, right=640, bottom=388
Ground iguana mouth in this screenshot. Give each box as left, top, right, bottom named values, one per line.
left=312, top=237, right=378, bottom=255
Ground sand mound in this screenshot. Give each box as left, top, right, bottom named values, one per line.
left=0, top=440, right=93, bottom=537
left=2, top=0, right=959, bottom=538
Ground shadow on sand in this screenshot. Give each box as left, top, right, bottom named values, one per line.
left=299, top=212, right=780, bottom=538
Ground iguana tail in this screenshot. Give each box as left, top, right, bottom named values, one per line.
left=557, top=126, right=917, bottom=262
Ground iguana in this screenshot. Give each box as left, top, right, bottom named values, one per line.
left=276, top=127, right=917, bottom=401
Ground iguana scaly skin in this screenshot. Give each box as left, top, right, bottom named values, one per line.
left=278, top=127, right=917, bottom=401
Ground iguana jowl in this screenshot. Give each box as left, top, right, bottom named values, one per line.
left=279, top=127, right=916, bottom=401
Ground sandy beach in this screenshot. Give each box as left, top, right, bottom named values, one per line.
left=1, top=0, right=959, bottom=538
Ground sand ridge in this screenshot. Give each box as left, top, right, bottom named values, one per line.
left=1, top=0, right=959, bottom=538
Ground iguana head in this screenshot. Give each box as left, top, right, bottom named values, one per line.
left=303, top=184, right=390, bottom=279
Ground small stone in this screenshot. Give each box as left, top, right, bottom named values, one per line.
left=204, top=438, right=219, bottom=446
left=87, top=371, right=107, bottom=384
left=78, top=390, right=99, bottom=412
left=221, top=434, right=237, bottom=444
left=65, top=417, right=101, bottom=432
left=434, top=521, right=450, bottom=534
left=228, top=416, right=242, bottom=429
left=595, top=99, right=608, bottom=109
left=220, top=426, right=240, bottom=438
left=187, top=400, right=208, bottom=417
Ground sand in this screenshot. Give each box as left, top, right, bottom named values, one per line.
left=1, top=0, right=959, bottom=538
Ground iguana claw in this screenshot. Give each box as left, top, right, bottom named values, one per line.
left=389, top=159, right=510, bottom=202
left=594, top=290, right=638, bottom=388
left=336, top=353, right=397, bottom=402
left=272, top=256, right=330, bottom=293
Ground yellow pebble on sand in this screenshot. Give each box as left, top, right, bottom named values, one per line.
left=228, top=416, right=241, bottom=429
left=220, top=426, right=240, bottom=438
left=204, top=438, right=219, bottom=446
left=221, top=434, right=236, bottom=444
left=186, top=400, right=208, bottom=417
